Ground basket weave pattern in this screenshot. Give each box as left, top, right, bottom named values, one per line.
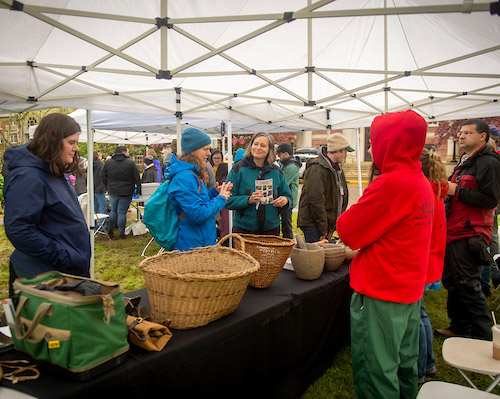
left=139, top=246, right=260, bottom=329
left=222, top=234, right=295, bottom=289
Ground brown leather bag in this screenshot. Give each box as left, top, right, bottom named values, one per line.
left=126, top=306, right=172, bottom=352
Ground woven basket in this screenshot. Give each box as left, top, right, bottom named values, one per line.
left=220, top=233, right=295, bottom=289
left=290, top=243, right=325, bottom=280
left=139, top=244, right=260, bottom=329
left=318, top=242, right=346, bottom=271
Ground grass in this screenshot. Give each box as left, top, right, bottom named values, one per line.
left=2, top=216, right=500, bottom=398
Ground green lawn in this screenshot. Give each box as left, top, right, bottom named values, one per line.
left=2, top=218, right=500, bottom=398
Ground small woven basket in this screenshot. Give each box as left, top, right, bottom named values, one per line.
left=220, top=233, right=295, bottom=289
left=318, top=242, right=346, bottom=271
left=139, top=244, right=260, bottom=329
left=290, top=243, right=325, bottom=280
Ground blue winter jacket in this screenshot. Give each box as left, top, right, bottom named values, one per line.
left=165, top=154, right=226, bottom=252
left=3, top=144, right=91, bottom=277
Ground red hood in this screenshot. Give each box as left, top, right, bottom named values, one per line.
left=371, top=110, right=428, bottom=174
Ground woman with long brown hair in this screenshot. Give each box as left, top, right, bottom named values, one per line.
left=3, top=113, right=91, bottom=296
left=165, top=128, right=232, bottom=251
left=225, top=131, right=292, bottom=235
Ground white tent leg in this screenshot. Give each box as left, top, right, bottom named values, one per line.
left=227, top=120, right=233, bottom=242
left=356, top=128, right=362, bottom=199
left=86, top=109, right=95, bottom=278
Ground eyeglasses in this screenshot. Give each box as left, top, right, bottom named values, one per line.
left=457, top=130, right=479, bottom=137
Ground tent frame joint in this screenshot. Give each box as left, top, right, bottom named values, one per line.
left=155, top=17, right=173, bottom=29
left=156, top=70, right=172, bottom=79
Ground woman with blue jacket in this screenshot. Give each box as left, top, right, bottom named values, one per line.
left=165, top=128, right=232, bottom=251
left=3, top=113, right=91, bottom=297
left=226, top=131, right=292, bottom=235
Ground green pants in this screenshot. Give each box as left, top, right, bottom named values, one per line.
left=350, top=292, right=420, bottom=399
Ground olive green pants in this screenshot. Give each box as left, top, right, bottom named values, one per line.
left=350, top=292, right=420, bottom=399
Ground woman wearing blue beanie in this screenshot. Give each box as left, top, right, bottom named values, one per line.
left=165, top=127, right=232, bottom=251
left=226, top=131, right=292, bottom=235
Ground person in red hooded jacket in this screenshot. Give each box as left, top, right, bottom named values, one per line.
left=336, top=110, right=445, bottom=399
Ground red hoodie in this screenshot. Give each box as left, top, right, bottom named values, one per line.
left=337, top=110, right=445, bottom=303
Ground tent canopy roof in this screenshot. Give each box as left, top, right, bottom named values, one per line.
left=1, top=0, right=499, bottom=129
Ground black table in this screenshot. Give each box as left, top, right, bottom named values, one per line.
left=1, top=265, right=352, bottom=399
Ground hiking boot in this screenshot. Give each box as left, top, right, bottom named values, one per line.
left=434, top=328, right=456, bottom=337
left=426, top=366, right=436, bottom=376
left=119, top=233, right=126, bottom=239
left=107, top=230, right=114, bottom=239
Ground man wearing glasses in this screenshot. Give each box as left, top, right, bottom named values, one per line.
left=436, top=119, right=500, bottom=340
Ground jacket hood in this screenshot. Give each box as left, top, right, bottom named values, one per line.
left=282, top=156, right=302, bottom=169
left=371, top=110, right=427, bottom=174
left=112, top=153, right=128, bottom=161
left=165, top=153, right=197, bottom=180
left=4, top=143, right=49, bottom=173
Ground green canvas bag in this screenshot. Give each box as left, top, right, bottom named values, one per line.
left=9, top=271, right=129, bottom=380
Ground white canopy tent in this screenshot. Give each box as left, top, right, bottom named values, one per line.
left=1, top=0, right=499, bottom=276
left=1, top=0, right=499, bottom=128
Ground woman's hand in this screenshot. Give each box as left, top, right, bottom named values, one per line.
left=216, top=181, right=233, bottom=193
left=218, top=182, right=232, bottom=200
left=248, top=190, right=264, bottom=204
left=272, top=196, right=288, bottom=208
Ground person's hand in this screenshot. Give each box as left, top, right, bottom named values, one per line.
left=218, top=183, right=232, bottom=200
left=216, top=181, right=233, bottom=193
left=272, top=196, right=288, bottom=208
left=447, top=182, right=457, bottom=196
left=248, top=191, right=264, bottom=204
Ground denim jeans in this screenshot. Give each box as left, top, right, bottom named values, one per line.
left=418, top=296, right=435, bottom=379
left=108, top=195, right=132, bottom=235
left=301, top=226, right=321, bottom=243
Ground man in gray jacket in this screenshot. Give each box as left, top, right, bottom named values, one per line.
left=297, top=133, right=353, bottom=243
left=101, top=146, right=141, bottom=239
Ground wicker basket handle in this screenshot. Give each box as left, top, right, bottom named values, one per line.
left=217, top=233, right=245, bottom=252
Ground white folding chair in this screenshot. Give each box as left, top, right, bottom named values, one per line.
left=141, top=236, right=165, bottom=258
left=417, top=381, right=500, bottom=398
left=442, top=337, right=500, bottom=393
left=78, top=193, right=110, bottom=239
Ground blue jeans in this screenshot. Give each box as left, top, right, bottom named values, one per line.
left=108, top=195, right=132, bottom=235
left=418, top=296, right=435, bottom=379
left=301, top=226, right=321, bottom=243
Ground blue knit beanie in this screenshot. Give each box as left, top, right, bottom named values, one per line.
left=234, top=148, right=246, bottom=162
left=490, top=125, right=499, bottom=138
left=181, top=127, right=211, bottom=154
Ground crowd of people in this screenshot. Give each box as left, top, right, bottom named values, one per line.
left=3, top=111, right=500, bottom=399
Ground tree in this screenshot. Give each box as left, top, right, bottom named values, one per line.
left=435, top=117, right=500, bottom=148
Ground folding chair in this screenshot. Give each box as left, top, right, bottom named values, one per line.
left=141, top=236, right=165, bottom=258
left=442, top=337, right=500, bottom=393
left=78, top=193, right=110, bottom=239
left=417, top=381, right=500, bottom=398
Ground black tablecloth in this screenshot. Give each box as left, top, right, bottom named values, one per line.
left=1, top=265, right=352, bottom=399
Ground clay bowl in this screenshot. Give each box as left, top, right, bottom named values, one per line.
left=318, top=243, right=346, bottom=271
left=290, top=243, right=325, bottom=280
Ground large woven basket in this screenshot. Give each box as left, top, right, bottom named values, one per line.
left=139, top=244, right=260, bottom=329
left=220, top=233, right=295, bottom=289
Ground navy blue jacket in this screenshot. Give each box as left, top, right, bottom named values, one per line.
left=3, top=144, right=91, bottom=277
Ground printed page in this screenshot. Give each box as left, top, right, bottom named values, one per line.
left=255, top=178, right=273, bottom=204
